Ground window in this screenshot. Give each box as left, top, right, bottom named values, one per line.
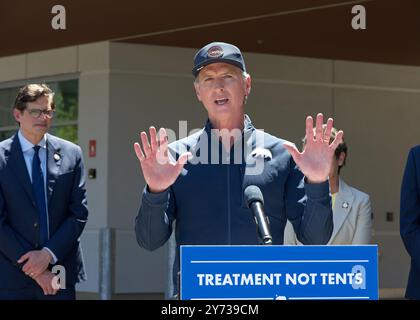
left=0, top=79, right=78, bottom=143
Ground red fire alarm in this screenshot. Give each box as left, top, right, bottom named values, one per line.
left=89, top=140, right=96, bottom=157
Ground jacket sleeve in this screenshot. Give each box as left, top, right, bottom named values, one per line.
left=285, top=157, right=333, bottom=245
left=135, top=185, right=176, bottom=251
left=44, top=146, right=88, bottom=261
left=0, top=185, right=30, bottom=269
left=400, top=147, right=420, bottom=269
left=352, top=194, right=372, bottom=244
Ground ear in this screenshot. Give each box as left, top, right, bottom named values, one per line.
left=193, top=81, right=202, bottom=102
left=338, top=151, right=346, bottom=166
left=13, top=109, right=22, bottom=123
left=244, top=74, right=252, bottom=96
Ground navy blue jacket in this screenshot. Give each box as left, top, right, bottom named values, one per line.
left=0, top=133, right=88, bottom=290
left=135, top=116, right=333, bottom=296
left=400, top=145, right=420, bottom=299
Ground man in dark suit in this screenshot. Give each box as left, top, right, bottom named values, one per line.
left=0, top=84, right=88, bottom=300
left=401, top=145, right=420, bottom=299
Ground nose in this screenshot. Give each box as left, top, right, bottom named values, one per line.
left=213, top=78, right=225, bottom=90
left=39, top=112, right=50, bottom=120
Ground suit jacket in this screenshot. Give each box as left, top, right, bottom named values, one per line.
left=0, top=133, right=88, bottom=289
left=284, top=178, right=372, bottom=245
left=400, top=145, right=420, bottom=299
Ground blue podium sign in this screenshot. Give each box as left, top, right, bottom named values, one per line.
left=180, top=245, right=378, bottom=300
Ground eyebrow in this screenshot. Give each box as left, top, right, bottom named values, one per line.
left=200, top=69, right=236, bottom=78
left=27, top=104, right=52, bottom=109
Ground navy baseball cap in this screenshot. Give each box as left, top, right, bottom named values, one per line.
left=192, top=42, right=246, bottom=77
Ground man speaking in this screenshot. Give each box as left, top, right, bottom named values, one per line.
left=134, top=42, right=343, bottom=298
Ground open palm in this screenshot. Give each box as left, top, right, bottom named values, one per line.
left=283, top=113, right=343, bottom=183
left=134, top=127, right=191, bottom=193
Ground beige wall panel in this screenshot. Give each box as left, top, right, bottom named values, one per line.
left=248, top=81, right=334, bottom=144
left=78, top=42, right=110, bottom=72
left=0, top=55, right=26, bottom=82
left=27, top=47, right=77, bottom=78
left=335, top=60, right=420, bottom=90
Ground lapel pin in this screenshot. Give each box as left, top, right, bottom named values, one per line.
left=342, top=201, right=349, bottom=209
left=53, top=153, right=61, bottom=161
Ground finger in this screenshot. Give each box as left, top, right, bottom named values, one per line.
left=140, top=131, right=151, bottom=157
left=22, top=264, right=30, bottom=273
left=329, top=130, right=344, bottom=151
left=283, top=141, right=301, bottom=164
left=158, top=128, right=168, bottom=156
left=26, top=269, right=35, bottom=278
left=48, top=286, right=55, bottom=295
left=175, top=152, right=192, bottom=173
left=41, top=284, right=48, bottom=295
left=305, top=116, right=314, bottom=143
left=134, top=142, right=145, bottom=162
left=32, top=268, right=42, bottom=278
left=52, top=275, right=60, bottom=290
left=324, top=118, right=334, bottom=143
left=315, top=113, right=324, bottom=142
left=52, top=285, right=58, bottom=295
left=18, top=252, right=30, bottom=264
left=156, top=128, right=169, bottom=165
left=149, top=126, right=158, bottom=152
left=23, top=259, right=38, bottom=274
left=22, top=261, right=32, bottom=273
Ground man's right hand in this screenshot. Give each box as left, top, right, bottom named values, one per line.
left=33, top=270, right=59, bottom=295
left=134, top=127, right=191, bottom=193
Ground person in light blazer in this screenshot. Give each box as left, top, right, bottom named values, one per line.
left=284, top=126, right=372, bottom=245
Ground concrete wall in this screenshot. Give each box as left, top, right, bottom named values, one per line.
left=1, top=41, right=419, bottom=297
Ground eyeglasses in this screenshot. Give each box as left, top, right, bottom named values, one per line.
left=26, top=108, right=55, bottom=119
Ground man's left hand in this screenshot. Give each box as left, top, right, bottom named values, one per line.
left=283, top=113, right=343, bottom=184
left=18, top=249, right=52, bottom=278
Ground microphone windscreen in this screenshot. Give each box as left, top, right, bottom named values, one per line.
left=244, top=185, right=264, bottom=208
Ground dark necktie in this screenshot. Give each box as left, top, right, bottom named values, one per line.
left=32, top=145, right=48, bottom=246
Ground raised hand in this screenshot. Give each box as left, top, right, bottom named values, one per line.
left=134, top=127, right=191, bottom=193
left=283, top=113, right=343, bottom=183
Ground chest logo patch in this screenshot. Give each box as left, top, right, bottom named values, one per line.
left=250, top=148, right=272, bottom=160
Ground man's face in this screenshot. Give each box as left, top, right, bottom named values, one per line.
left=14, top=95, right=53, bottom=140
left=194, top=63, right=251, bottom=120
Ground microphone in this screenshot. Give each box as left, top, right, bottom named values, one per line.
left=244, top=185, right=273, bottom=245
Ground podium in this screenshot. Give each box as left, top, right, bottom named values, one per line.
left=180, top=245, right=378, bottom=300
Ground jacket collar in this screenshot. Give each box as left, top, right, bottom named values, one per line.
left=9, top=134, right=36, bottom=206
left=203, top=114, right=254, bottom=134
left=17, top=130, right=47, bottom=153
left=329, top=178, right=355, bottom=243
left=45, top=134, right=62, bottom=205
left=8, top=133, right=63, bottom=208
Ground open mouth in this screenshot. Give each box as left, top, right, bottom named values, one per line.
left=214, top=98, right=229, bottom=105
